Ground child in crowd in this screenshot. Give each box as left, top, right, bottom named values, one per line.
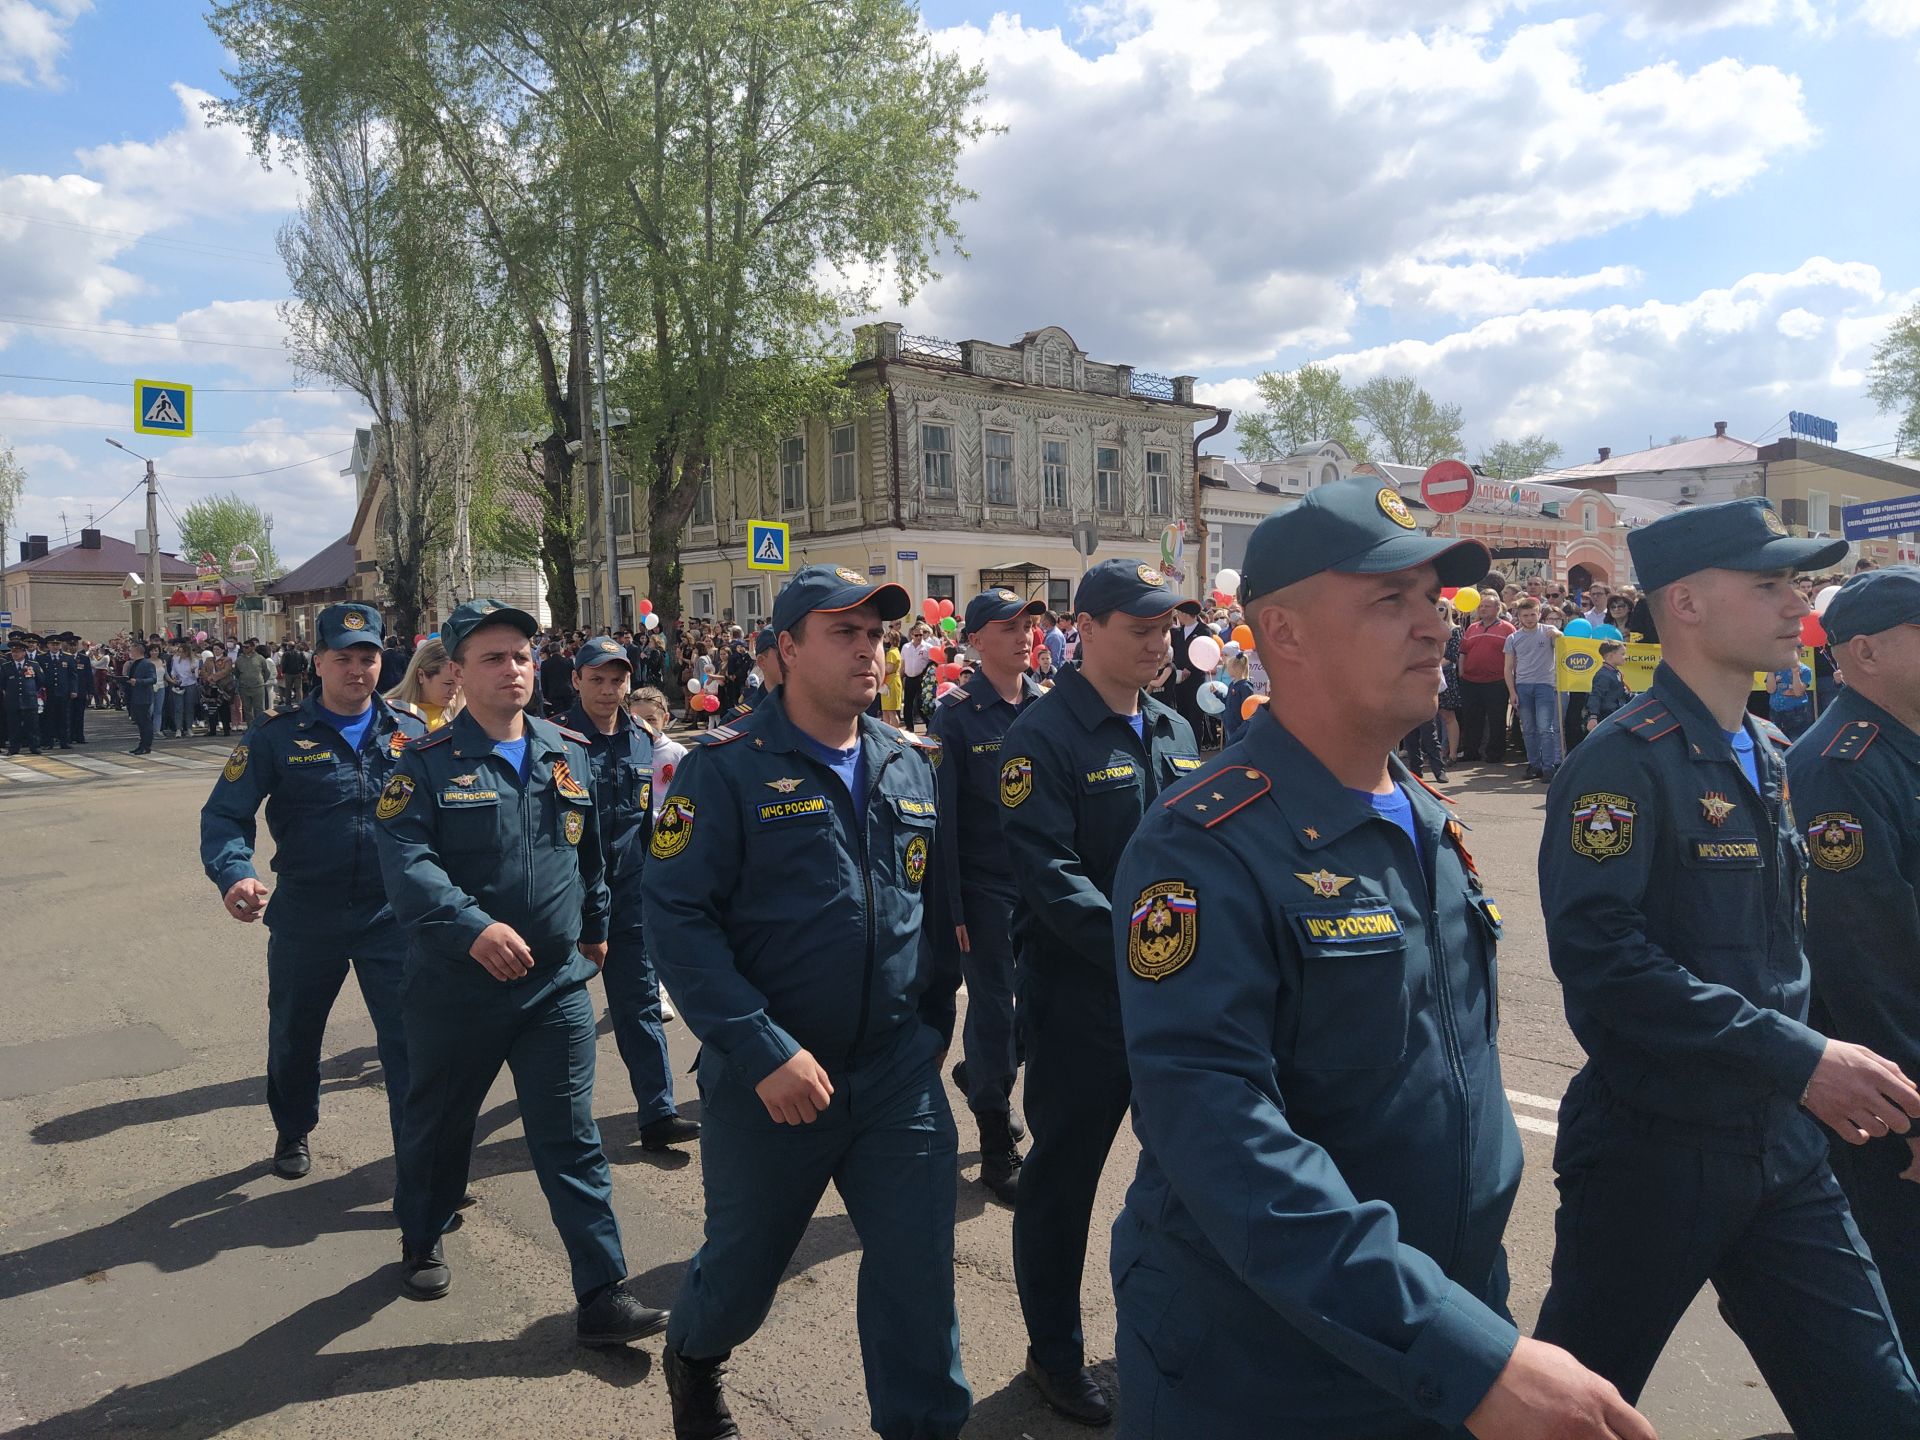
left=1586, top=641, right=1633, bottom=729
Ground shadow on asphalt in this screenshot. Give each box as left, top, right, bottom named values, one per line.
left=965, top=1358, right=1119, bottom=1437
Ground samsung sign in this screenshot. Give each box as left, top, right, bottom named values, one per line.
left=1788, top=411, right=1839, bottom=445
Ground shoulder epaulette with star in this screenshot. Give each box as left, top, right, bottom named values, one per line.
left=1820, top=718, right=1880, bottom=762
left=1162, top=765, right=1271, bottom=829
left=1753, top=716, right=1791, bottom=749
left=1618, top=698, right=1681, bottom=743
left=412, top=726, right=455, bottom=749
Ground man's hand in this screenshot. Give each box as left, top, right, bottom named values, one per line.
left=754, top=1049, right=835, bottom=1125
left=1803, top=1039, right=1920, bottom=1143
left=954, top=924, right=972, bottom=955
left=469, top=921, right=535, bottom=981
left=1465, top=1337, right=1656, bottom=1440
left=578, top=940, right=607, bottom=971
left=222, top=878, right=269, bottom=924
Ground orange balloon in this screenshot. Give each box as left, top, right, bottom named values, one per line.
left=1240, top=694, right=1267, bottom=721
left=1231, top=624, right=1255, bottom=651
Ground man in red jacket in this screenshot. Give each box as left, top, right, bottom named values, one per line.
left=1457, top=592, right=1514, bottom=763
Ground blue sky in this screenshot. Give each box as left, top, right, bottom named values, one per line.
left=2, top=0, right=1917, bottom=569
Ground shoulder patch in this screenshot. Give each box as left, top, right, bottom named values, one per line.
left=412, top=726, right=456, bottom=750
left=1162, top=766, right=1271, bottom=829
left=1618, top=699, right=1680, bottom=743
left=1820, top=719, right=1880, bottom=762
left=1127, top=881, right=1199, bottom=981
left=1808, top=812, right=1865, bottom=870
left=221, top=743, right=249, bottom=783
left=1571, top=792, right=1637, bottom=862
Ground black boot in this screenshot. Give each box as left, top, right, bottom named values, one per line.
left=272, top=1132, right=310, bottom=1179
left=639, top=1112, right=703, bottom=1151
left=400, top=1238, right=450, bottom=1300
left=975, top=1109, right=1022, bottom=1206
left=665, top=1343, right=742, bottom=1439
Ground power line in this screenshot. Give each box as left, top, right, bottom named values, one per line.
left=0, top=207, right=282, bottom=265
left=85, top=475, right=150, bottom=530
left=0, top=370, right=356, bottom=394
left=0, top=312, right=289, bottom=351
left=157, top=447, right=352, bottom=481
left=0, top=411, right=354, bottom=438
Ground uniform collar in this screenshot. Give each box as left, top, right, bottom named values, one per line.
left=561, top=700, right=634, bottom=749
left=730, top=685, right=897, bottom=761
left=445, top=707, right=566, bottom=759
left=1648, top=663, right=1769, bottom=765
left=292, top=690, right=398, bottom=736
left=1237, top=707, right=1452, bottom=855
left=1829, top=686, right=1920, bottom=764
left=960, top=667, right=1045, bottom=713
left=1054, top=663, right=1174, bottom=737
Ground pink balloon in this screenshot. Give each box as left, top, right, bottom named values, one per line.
left=1187, top=635, right=1222, bottom=673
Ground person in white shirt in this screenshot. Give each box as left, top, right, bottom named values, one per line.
left=900, top=622, right=935, bottom=731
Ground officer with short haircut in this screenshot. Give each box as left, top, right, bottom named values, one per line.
left=929, top=587, right=1047, bottom=1204
left=63, top=634, right=92, bottom=744
left=998, top=557, right=1200, bottom=1425
left=563, top=634, right=699, bottom=1151
left=1538, top=499, right=1920, bottom=1436
left=3, top=632, right=43, bottom=755
left=719, top=628, right=782, bottom=725
left=42, top=632, right=74, bottom=749
left=1789, top=566, right=1920, bottom=1351
left=375, top=600, right=667, bottom=1349
left=200, top=603, right=429, bottom=1179
left=643, top=564, right=968, bottom=1440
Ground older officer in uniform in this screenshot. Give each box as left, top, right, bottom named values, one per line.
left=999, top=557, right=1200, bottom=1425
left=1537, top=499, right=1920, bottom=1437
left=642, top=564, right=968, bottom=1440
left=3, top=631, right=42, bottom=755
left=201, top=602, right=428, bottom=1178
left=1789, top=566, right=1920, bottom=1352
left=375, top=599, right=668, bottom=1348
left=563, top=635, right=699, bottom=1151
left=930, top=588, right=1047, bottom=1204
left=1108, top=479, right=1646, bottom=1439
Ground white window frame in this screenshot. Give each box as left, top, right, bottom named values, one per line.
left=611, top=468, right=633, bottom=537
left=780, top=436, right=806, bottom=515
left=1808, top=488, right=1830, bottom=536
left=731, top=582, right=765, bottom=627
left=926, top=573, right=958, bottom=605
left=1146, top=448, right=1172, bottom=517
left=922, top=423, right=955, bottom=496
left=829, top=423, right=857, bottom=507
left=1582, top=504, right=1596, bottom=534
left=690, top=584, right=717, bottom=621
left=984, top=428, right=1015, bottom=507
left=1096, top=445, right=1122, bottom=514
left=1042, top=436, right=1069, bottom=509
left=692, top=465, right=715, bottom=527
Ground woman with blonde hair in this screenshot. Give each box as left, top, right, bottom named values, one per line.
left=384, top=637, right=462, bottom=729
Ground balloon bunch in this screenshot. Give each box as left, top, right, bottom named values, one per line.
left=921, top=597, right=959, bottom=633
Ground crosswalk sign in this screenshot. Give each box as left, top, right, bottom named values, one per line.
left=134, top=379, right=192, bottom=438
left=746, top=519, right=790, bottom=572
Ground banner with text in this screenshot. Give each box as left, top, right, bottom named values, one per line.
left=1552, top=635, right=1814, bottom=696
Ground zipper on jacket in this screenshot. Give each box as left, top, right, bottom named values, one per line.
left=847, top=749, right=900, bottom=1072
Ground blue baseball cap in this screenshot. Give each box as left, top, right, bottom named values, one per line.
left=1074, top=558, right=1182, bottom=619
left=1627, top=497, right=1848, bottom=592
left=1823, top=565, right=1920, bottom=644
left=1239, top=478, right=1489, bottom=603
left=443, top=598, right=538, bottom=660
left=316, top=603, right=385, bottom=651
left=575, top=635, right=633, bottom=673
left=964, top=588, right=1045, bottom=635
left=754, top=627, right=779, bottom=656
left=769, top=563, right=911, bottom=636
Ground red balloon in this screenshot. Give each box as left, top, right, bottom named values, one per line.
left=1211, top=589, right=1232, bottom=607
left=939, top=662, right=963, bottom=681
left=924, top=645, right=945, bottom=665
left=1801, top=613, right=1827, bottom=647
left=939, top=599, right=955, bottom=619
left=1440, top=588, right=1458, bottom=600
left=1031, top=646, right=1048, bottom=668
left=638, top=598, right=653, bottom=616
left=922, top=598, right=942, bottom=624
left=707, top=693, right=722, bottom=712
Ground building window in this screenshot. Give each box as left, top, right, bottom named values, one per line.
left=692, top=465, right=714, bottom=526
left=926, top=573, right=957, bottom=605
left=1096, top=445, right=1122, bottom=513
left=830, top=423, right=857, bottom=506
left=1321, top=462, right=1338, bottom=487
left=1808, top=489, right=1830, bottom=535
left=922, top=424, right=954, bottom=495
left=732, top=583, right=764, bottom=626
left=984, top=429, right=1015, bottom=506
left=1042, top=438, right=1068, bottom=508
left=1582, top=504, right=1596, bottom=534
left=611, top=469, right=633, bottom=536
left=1146, top=449, right=1171, bottom=516
left=1048, top=578, right=1072, bottom=613
left=781, top=436, right=806, bottom=513
left=690, top=584, right=716, bottom=620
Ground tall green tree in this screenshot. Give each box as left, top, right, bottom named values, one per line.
left=0, top=439, right=24, bottom=587
left=177, top=491, right=280, bottom=580
left=1237, top=363, right=1368, bottom=461
left=1868, top=301, right=1920, bottom=456
left=1477, top=434, right=1563, bottom=480
left=1353, top=374, right=1465, bottom=467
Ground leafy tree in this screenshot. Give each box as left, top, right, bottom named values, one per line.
left=1353, top=374, right=1464, bottom=467
left=177, top=490, right=280, bottom=580
left=1237, top=363, right=1368, bottom=461
left=1476, top=434, right=1563, bottom=480
left=0, top=439, right=23, bottom=585
left=1868, top=300, right=1920, bottom=456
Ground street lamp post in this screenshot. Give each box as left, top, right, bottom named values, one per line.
left=106, top=438, right=161, bottom=637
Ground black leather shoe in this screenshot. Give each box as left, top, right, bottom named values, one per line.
left=639, top=1113, right=703, bottom=1151
left=665, top=1343, right=742, bottom=1439
left=1025, top=1353, right=1113, bottom=1426
left=577, top=1280, right=669, bottom=1346
left=975, top=1110, right=1022, bottom=1206
left=400, top=1239, right=450, bottom=1300
left=272, top=1132, right=310, bottom=1179
left=952, top=1060, right=1025, bottom=1138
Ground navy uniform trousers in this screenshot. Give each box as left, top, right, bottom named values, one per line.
left=603, top=923, right=675, bottom=1126
left=957, top=881, right=1020, bottom=1117
left=669, top=1022, right=969, bottom=1440
left=395, top=966, right=625, bottom=1301
left=1536, top=1076, right=1918, bottom=1440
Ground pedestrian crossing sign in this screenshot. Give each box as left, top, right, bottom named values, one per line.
left=134, top=379, right=192, bottom=438
left=746, top=519, right=790, bottom=572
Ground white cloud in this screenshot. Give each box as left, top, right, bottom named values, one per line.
left=1858, top=0, right=1920, bottom=35
left=1359, top=260, right=1640, bottom=319
left=1615, top=0, right=1832, bottom=36
left=0, top=0, right=89, bottom=88
left=77, top=84, right=300, bottom=218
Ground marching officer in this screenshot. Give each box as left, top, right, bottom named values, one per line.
left=929, top=587, right=1047, bottom=1204
left=998, top=557, right=1200, bottom=1425
left=63, top=634, right=92, bottom=744
left=200, top=603, right=429, bottom=1179
left=3, top=632, right=43, bottom=755
left=1788, top=566, right=1920, bottom=1351
left=718, top=628, right=782, bottom=725
left=562, top=634, right=699, bottom=1151
left=642, top=564, right=969, bottom=1440
left=374, top=599, right=667, bottom=1346
left=1108, top=477, right=1646, bottom=1437
left=1537, top=498, right=1920, bottom=1436
left=42, top=631, right=73, bottom=749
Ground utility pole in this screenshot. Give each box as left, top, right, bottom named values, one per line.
left=591, top=268, right=620, bottom=630
left=106, top=438, right=162, bottom=636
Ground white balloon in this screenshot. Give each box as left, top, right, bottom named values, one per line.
left=1214, top=568, right=1241, bottom=594
left=1196, top=679, right=1228, bottom=715
left=1221, top=640, right=1242, bottom=658
left=1815, top=584, right=1842, bottom=617
left=643, top=612, right=660, bottom=630
left=1187, top=634, right=1222, bottom=673
left=687, top=677, right=703, bottom=693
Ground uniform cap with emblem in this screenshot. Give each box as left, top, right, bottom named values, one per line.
left=1820, top=564, right=1920, bottom=644
left=441, top=597, right=538, bottom=658
left=754, top=627, right=779, bottom=656
left=315, top=602, right=386, bottom=651
left=1627, top=496, right=1848, bottom=592
left=768, top=562, right=911, bottom=636
left=1238, top=476, right=1489, bottom=602
left=574, top=634, right=633, bottom=673
left=963, top=587, right=1045, bottom=635
left=1074, top=557, right=1183, bottom=619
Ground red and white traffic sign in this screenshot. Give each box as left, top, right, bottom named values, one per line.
left=1420, top=459, right=1474, bottom=515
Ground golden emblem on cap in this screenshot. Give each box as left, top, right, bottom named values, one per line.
left=836, top=566, right=866, bottom=584
left=341, top=610, right=367, bottom=630
left=1378, top=488, right=1417, bottom=530
left=996, top=589, right=1019, bottom=602
left=1136, top=564, right=1165, bottom=587
left=1761, top=505, right=1788, bottom=537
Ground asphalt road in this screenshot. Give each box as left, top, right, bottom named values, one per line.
left=0, top=746, right=1793, bottom=1438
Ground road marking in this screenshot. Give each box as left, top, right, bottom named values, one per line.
left=1505, top=1089, right=1561, bottom=1138
left=0, top=759, right=54, bottom=781
left=56, top=754, right=145, bottom=776
left=1513, top=1114, right=1558, bottom=1137
left=10, top=753, right=87, bottom=778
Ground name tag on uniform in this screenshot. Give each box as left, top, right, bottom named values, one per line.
left=285, top=751, right=335, bottom=765
left=970, top=740, right=1002, bottom=754
left=894, top=797, right=936, bottom=818
left=1083, top=763, right=1136, bottom=787
left=759, top=795, right=828, bottom=824
left=1691, top=837, right=1762, bottom=864
left=1168, top=756, right=1203, bottom=772
left=440, top=788, right=500, bottom=804
left=1298, top=906, right=1405, bottom=945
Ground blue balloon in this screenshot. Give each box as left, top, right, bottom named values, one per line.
left=1196, top=679, right=1229, bottom=716
left=1564, top=618, right=1593, bottom=637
